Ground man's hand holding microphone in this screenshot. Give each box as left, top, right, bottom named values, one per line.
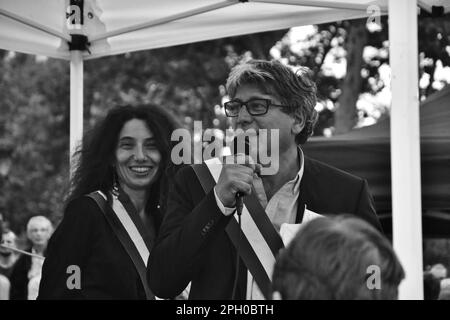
left=214, top=154, right=261, bottom=216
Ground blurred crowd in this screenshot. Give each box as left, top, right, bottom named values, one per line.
left=0, top=214, right=53, bottom=300
left=424, top=263, right=450, bottom=300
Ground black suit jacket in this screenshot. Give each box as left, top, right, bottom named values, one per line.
left=38, top=195, right=162, bottom=300
left=9, top=249, right=32, bottom=300
left=148, top=156, right=381, bottom=299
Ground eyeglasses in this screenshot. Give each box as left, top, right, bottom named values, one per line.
left=223, top=98, right=288, bottom=117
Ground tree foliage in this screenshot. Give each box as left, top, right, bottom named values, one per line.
left=0, top=53, right=70, bottom=233
left=276, top=13, right=450, bottom=134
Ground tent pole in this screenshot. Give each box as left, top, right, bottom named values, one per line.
left=89, top=0, right=235, bottom=43
left=253, top=0, right=388, bottom=13
left=389, top=0, right=423, bottom=300
left=70, top=50, right=84, bottom=179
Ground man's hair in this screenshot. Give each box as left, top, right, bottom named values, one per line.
left=26, top=216, right=53, bottom=233
left=226, top=60, right=318, bottom=144
left=2, top=229, right=17, bottom=239
left=272, top=215, right=405, bottom=300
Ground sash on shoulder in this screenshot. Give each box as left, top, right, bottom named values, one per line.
left=87, top=191, right=154, bottom=300
left=191, top=158, right=284, bottom=300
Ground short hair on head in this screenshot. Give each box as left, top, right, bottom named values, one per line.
left=26, top=216, right=53, bottom=233
left=68, top=104, right=180, bottom=213
left=226, top=60, right=319, bottom=144
left=1, top=229, right=16, bottom=241
left=2, top=229, right=16, bottom=236
left=272, top=215, right=405, bottom=300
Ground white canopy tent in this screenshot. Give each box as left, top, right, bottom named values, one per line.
left=1, top=0, right=448, bottom=299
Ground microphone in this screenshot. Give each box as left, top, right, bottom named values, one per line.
left=231, top=135, right=250, bottom=299
left=232, top=136, right=250, bottom=216
left=236, top=194, right=244, bottom=216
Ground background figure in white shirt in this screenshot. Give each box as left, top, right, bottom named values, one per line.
left=0, top=229, right=20, bottom=300
left=10, top=216, right=52, bottom=300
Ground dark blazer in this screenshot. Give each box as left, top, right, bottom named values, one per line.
left=38, top=194, right=162, bottom=300
left=148, top=156, right=382, bottom=300
left=9, top=249, right=32, bottom=300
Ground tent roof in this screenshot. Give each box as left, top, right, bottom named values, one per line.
left=0, top=0, right=408, bottom=60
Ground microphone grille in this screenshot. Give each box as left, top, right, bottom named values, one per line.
left=232, top=136, right=250, bottom=156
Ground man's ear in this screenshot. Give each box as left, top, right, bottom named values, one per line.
left=292, top=117, right=305, bottom=135
left=272, top=291, right=282, bottom=300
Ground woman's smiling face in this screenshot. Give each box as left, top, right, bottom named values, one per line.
left=114, top=118, right=161, bottom=193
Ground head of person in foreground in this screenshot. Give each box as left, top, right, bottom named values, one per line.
left=272, top=215, right=405, bottom=300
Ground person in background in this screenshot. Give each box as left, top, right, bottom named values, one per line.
left=429, top=263, right=447, bottom=280
left=0, top=213, right=4, bottom=235
left=38, top=105, right=179, bottom=299
left=0, top=229, right=19, bottom=300
left=0, top=229, right=19, bottom=278
left=9, top=216, right=53, bottom=300
left=272, top=215, right=404, bottom=300
left=0, top=275, right=9, bottom=300
left=438, top=278, right=450, bottom=300
left=423, top=271, right=441, bottom=300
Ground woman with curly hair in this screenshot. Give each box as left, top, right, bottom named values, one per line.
left=38, top=104, right=179, bottom=299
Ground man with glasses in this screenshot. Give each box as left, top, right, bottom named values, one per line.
left=149, top=60, right=381, bottom=300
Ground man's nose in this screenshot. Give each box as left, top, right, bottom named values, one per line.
left=236, top=104, right=252, bottom=128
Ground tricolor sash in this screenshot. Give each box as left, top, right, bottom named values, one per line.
left=87, top=191, right=154, bottom=300
left=191, top=158, right=284, bottom=300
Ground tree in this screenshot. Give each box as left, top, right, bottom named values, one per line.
left=0, top=53, right=70, bottom=232
left=418, top=12, right=450, bottom=97
left=335, top=19, right=367, bottom=134
left=276, top=13, right=450, bottom=135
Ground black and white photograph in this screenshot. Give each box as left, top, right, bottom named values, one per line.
left=0, top=0, right=449, bottom=311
